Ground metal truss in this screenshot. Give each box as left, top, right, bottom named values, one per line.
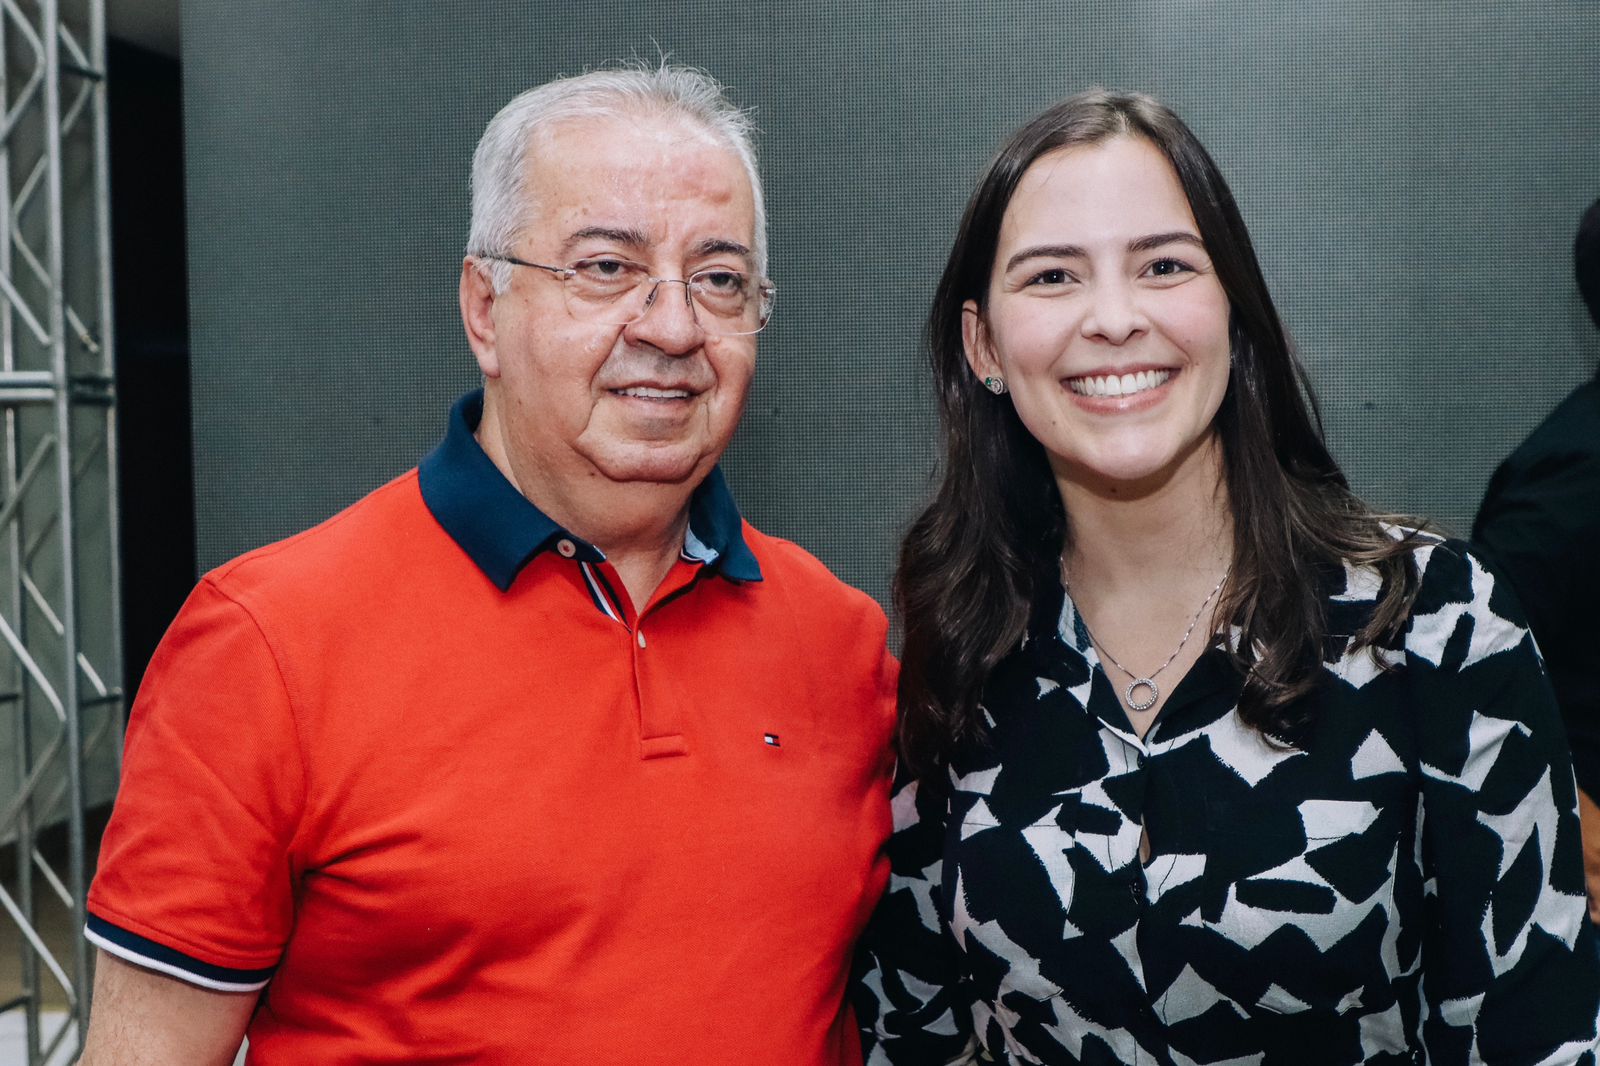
left=0, top=0, right=120, bottom=1062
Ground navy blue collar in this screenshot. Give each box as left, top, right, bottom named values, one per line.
left=418, top=390, right=762, bottom=592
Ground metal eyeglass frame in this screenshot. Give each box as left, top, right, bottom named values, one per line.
left=481, top=254, right=777, bottom=336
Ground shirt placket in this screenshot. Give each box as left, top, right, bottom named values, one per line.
left=595, top=553, right=712, bottom=761
left=1072, top=623, right=1170, bottom=1058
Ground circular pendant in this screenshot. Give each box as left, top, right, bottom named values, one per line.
left=1125, top=678, right=1158, bottom=712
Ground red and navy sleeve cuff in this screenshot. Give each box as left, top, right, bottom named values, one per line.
left=85, top=913, right=276, bottom=992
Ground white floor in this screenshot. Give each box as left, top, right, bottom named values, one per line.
left=0, top=1011, right=251, bottom=1065
left=0, top=1011, right=76, bottom=1065
left=0, top=1012, right=248, bottom=1065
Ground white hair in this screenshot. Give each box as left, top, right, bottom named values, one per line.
left=466, top=61, right=767, bottom=293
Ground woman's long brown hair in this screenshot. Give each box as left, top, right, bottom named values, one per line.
left=896, top=89, right=1423, bottom=776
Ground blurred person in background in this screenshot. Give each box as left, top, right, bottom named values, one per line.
left=1473, top=196, right=1600, bottom=926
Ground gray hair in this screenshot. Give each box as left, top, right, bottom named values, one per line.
left=466, top=62, right=766, bottom=293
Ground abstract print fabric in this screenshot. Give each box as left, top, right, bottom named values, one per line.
left=854, top=539, right=1600, bottom=1065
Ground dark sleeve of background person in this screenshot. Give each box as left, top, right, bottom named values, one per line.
left=1471, top=377, right=1600, bottom=801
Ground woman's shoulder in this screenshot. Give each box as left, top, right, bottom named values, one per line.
left=1326, top=530, right=1551, bottom=766
left=1329, top=525, right=1485, bottom=603
left=1386, top=530, right=1534, bottom=674
left=1325, top=526, right=1533, bottom=669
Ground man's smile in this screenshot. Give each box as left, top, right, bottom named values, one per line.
left=611, top=385, right=696, bottom=400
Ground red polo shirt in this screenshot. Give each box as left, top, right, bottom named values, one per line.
left=88, top=390, right=897, bottom=1064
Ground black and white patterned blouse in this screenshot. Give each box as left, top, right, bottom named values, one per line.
left=853, top=538, right=1600, bottom=1065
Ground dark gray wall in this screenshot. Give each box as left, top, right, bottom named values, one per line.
left=182, top=2, right=1600, bottom=610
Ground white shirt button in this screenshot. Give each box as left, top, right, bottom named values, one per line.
left=637, top=630, right=647, bottom=649
left=556, top=539, right=577, bottom=558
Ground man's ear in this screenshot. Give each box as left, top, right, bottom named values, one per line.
left=961, top=300, right=1001, bottom=384
left=460, top=258, right=501, bottom=379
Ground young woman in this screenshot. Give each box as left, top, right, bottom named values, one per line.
left=853, top=90, right=1600, bottom=1065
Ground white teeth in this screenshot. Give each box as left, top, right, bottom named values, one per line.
left=1067, top=369, right=1172, bottom=398
left=616, top=386, right=691, bottom=399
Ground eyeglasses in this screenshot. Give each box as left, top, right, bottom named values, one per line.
left=483, top=254, right=776, bottom=336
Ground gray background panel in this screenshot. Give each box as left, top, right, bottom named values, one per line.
left=182, top=2, right=1600, bottom=611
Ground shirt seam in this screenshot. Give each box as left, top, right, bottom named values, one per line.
left=196, top=574, right=313, bottom=861
left=208, top=471, right=419, bottom=584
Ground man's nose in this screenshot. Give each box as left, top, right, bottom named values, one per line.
left=625, top=279, right=704, bottom=355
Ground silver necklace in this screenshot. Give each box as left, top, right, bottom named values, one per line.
left=1063, top=564, right=1230, bottom=714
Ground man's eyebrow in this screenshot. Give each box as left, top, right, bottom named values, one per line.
left=562, top=226, right=650, bottom=254
left=693, top=237, right=753, bottom=261
left=558, top=230, right=752, bottom=265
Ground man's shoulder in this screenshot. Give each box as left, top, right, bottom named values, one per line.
left=741, top=522, right=883, bottom=616
left=739, top=523, right=896, bottom=714
left=204, top=469, right=441, bottom=610
left=1477, top=378, right=1600, bottom=521
left=745, top=521, right=876, bottom=592
left=1506, top=379, right=1600, bottom=466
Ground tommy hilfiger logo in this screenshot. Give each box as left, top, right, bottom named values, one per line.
left=763, top=733, right=781, bottom=747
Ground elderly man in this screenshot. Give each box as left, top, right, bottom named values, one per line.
left=80, top=64, right=895, bottom=1065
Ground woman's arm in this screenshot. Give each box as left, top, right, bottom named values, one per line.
left=1411, top=543, right=1600, bottom=1061
left=852, top=769, right=980, bottom=1065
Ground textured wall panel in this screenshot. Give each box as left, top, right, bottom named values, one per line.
left=182, top=2, right=1600, bottom=612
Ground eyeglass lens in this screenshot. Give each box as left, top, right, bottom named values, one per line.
left=562, top=259, right=772, bottom=335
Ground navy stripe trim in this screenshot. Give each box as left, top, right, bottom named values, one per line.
left=579, top=562, right=623, bottom=622
left=86, top=914, right=277, bottom=991
left=587, top=562, right=629, bottom=621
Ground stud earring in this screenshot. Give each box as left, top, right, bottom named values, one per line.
left=984, top=376, right=1008, bottom=395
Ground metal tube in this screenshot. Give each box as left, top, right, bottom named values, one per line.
left=0, top=0, right=41, bottom=1054
left=89, top=0, right=120, bottom=799
left=0, top=3, right=118, bottom=1055
left=40, top=4, right=89, bottom=1061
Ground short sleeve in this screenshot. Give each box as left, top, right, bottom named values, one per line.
left=86, top=576, right=306, bottom=991
left=1407, top=542, right=1600, bottom=1062
left=851, top=766, right=980, bottom=1066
